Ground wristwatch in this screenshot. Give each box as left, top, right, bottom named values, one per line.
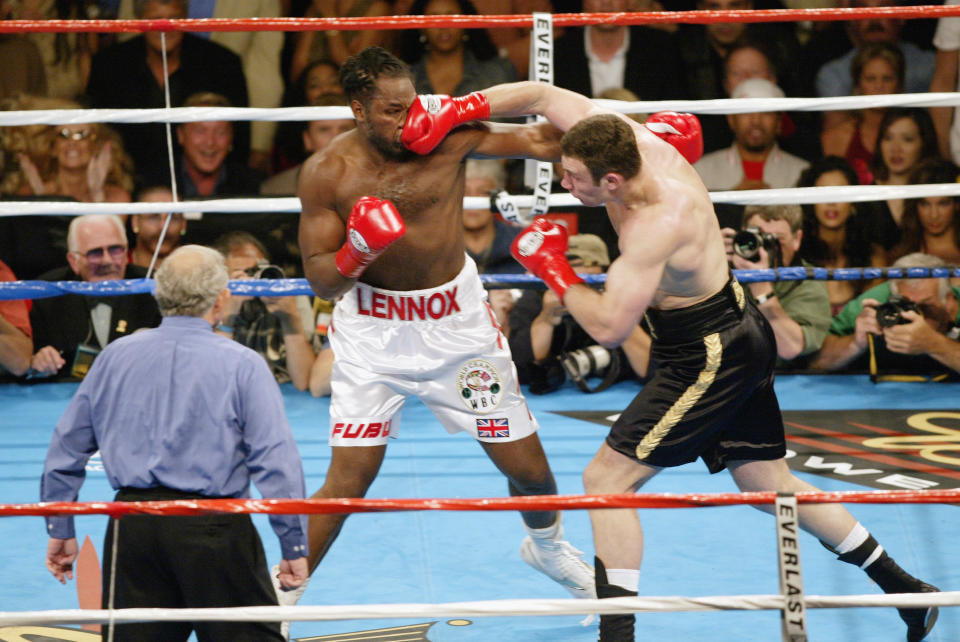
left=755, top=291, right=777, bottom=306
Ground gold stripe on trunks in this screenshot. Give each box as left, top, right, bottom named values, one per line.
left=731, top=278, right=745, bottom=311
left=636, top=332, right=723, bottom=460
left=643, top=312, right=657, bottom=340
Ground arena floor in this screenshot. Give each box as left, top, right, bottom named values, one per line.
left=0, top=374, right=956, bottom=641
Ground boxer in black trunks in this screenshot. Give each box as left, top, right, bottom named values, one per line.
left=402, top=81, right=940, bottom=642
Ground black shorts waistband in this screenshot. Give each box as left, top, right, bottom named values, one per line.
left=643, top=277, right=746, bottom=344
left=115, top=486, right=226, bottom=502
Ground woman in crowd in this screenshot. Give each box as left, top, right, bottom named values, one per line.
left=15, top=105, right=133, bottom=203
left=397, top=0, right=516, bottom=96
left=273, top=58, right=343, bottom=173
left=891, top=159, right=960, bottom=265
left=797, top=156, right=888, bottom=315
left=821, top=43, right=905, bottom=185
left=15, top=0, right=99, bottom=100
left=862, top=107, right=941, bottom=250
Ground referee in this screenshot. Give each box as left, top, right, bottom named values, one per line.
left=42, top=245, right=308, bottom=641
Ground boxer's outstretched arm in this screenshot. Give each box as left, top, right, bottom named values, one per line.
left=400, top=83, right=606, bottom=155
left=483, top=83, right=703, bottom=163
left=470, top=119, right=564, bottom=162
left=481, top=81, right=609, bottom=132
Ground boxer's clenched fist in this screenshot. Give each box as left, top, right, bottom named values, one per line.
left=510, top=218, right=584, bottom=302
left=645, top=111, right=704, bottom=164
left=401, top=92, right=491, bottom=155
left=335, top=196, right=406, bottom=278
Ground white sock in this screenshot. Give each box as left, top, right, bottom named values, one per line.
left=607, top=569, right=639, bottom=592
left=834, top=522, right=869, bottom=554
left=525, top=518, right=562, bottom=542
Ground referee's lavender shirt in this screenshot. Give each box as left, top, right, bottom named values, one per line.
left=41, top=315, right=308, bottom=560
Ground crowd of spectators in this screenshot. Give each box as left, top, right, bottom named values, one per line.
left=2, top=0, right=960, bottom=386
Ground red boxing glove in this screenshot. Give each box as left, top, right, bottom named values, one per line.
left=335, top=196, right=406, bottom=279
left=645, top=111, right=704, bottom=164
left=510, top=219, right=585, bottom=302
left=400, top=92, right=491, bottom=155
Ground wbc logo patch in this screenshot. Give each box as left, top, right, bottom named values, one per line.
left=456, top=359, right=502, bottom=414
left=477, top=417, right=510, bottom=438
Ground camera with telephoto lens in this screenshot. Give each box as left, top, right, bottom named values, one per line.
left=733, top=226, right=782, bottom=267
left=244, top=262, right=285, bottom=280
left=875, top=295, right=921, bottom=328
left=561, top=345, right=612, bottom=382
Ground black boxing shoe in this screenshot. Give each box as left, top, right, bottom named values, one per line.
left=899, top=582, right=939, bottom=642
left=595, top=556, right=636, bottom=642
left=864, top=554, right=939, bottom=642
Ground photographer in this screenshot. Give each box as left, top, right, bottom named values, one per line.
left=213, top=231, right=316, bottom=390
left=810, top=253, right=960, bottom=379
left=722, top=204, right=831, bottom=366
left=509, top=233, right=651, bottom=394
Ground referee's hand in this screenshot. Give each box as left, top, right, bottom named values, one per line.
left=46, top=537, right=79, bottom=584
left=277, top=557, right=309, bottom=590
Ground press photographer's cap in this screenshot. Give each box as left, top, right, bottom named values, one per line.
left=567, top=234, right=610, bottom=268
left=730, top=77, right=785, bottom=100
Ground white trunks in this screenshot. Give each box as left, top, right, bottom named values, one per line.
left=328, top=257, right=538, bottom=447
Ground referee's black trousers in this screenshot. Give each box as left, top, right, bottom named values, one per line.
left=101, top=486, right=284, bottom=642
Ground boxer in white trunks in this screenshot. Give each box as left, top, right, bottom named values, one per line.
left=290, top=46, right=594, bottom=616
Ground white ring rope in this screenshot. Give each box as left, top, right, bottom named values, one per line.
left=5, top=183, right=960, bottom=219
left=0, top=106, right=354, bottom=125
left=1, top=93, right=960, bottom=127
left=0, top=591, right=956, bottom=626
left=3, top=93, right=959, bottom=218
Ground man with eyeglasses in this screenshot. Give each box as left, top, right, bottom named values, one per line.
left=812, top=252, right=960, bottom=380
left=28, top=214, right=161, bottom=379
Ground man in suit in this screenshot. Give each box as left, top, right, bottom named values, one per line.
left=28, top=214, right=161, bottom=379
left=552, top=0, right=683, bottom=100
left=116, top=0, right=284, bottom=172
left=86, top=0, right=249, bottom=188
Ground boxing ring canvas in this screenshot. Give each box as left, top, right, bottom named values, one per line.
left=0, top=375, right=956, bottom=641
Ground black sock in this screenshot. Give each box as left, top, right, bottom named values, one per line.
left=831, top=535, right=930, bottom=595
left=829, top=534, right=939, bottom=640
left=834, top=534, right=882, bottom=569
left=596, top=556, right=636, bottom=642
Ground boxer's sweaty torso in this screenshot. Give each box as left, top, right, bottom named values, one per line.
left=322, top=129, right=477, bottom=292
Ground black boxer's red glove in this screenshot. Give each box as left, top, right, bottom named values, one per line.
left=401, top=92, right=491, bottom=155
left=510, top=218, right=584, bottom=302
left=645, top=111, right=704, bottom=164
left=335, top=196, right=406, bottom=278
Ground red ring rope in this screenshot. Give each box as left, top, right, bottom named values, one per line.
left=0, top=7, right=958, bottom=34
left=8, top=489, right=959, bottom=519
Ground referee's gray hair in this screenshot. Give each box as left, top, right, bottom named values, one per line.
left=154, top=245, right=228, bottom=317
left=466, top=158, right=507, bottom=191
left=890, top=252, right=950, bottom=301
left=67, top=214, right=127, bottom=253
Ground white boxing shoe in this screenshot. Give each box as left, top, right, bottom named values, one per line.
left=520, top=535, right=596, bottom=599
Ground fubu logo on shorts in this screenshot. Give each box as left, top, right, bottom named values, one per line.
left=332, top=420, right=392, bottom=439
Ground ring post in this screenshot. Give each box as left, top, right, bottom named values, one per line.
left=775, top=492, right=807, bottom=641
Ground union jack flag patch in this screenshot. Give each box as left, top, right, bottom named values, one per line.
left=476, top=417, right=510, bottom=438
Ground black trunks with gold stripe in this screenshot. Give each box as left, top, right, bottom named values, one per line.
left=607, top=277, right=787, bottom=473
